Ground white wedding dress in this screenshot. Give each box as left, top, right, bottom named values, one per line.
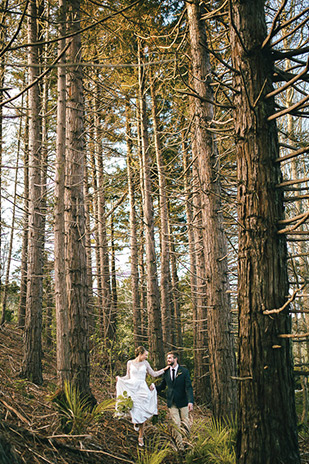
left=116, top=360, right=164, bottom=424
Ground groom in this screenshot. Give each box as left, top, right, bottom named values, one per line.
left=156, top=351, right=194, bottom=450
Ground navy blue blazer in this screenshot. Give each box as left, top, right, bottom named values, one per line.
left=156, top=365, right=194, bottom=409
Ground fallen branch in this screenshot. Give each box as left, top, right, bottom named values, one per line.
left=77, top=448, right=135, bottom=463
left=0, top=399, right=31, bottom=426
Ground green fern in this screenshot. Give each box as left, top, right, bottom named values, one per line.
left=136, top=436, right=171, bottom=464
left=185, top=417, right=236, bottom=464
left=50, top=381, right=115, bottom=434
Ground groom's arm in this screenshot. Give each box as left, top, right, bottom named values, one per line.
left=155, top=376, right=167, bottom=394
left=184, top=369, right=194, bottom=405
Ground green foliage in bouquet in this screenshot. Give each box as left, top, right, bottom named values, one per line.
left=115, top=391, right=133, bottom=416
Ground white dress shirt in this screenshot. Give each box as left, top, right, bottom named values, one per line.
left=170, top=364, right=179, bottom=381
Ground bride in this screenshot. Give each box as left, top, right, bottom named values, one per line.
left=116, top=346, right=168, bottom=447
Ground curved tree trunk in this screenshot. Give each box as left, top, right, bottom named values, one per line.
left=230, top=0, right=300, bottom=462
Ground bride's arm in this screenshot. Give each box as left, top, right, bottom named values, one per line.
left=145, top=360, right=165, bottom=377
left=117, top=360, right=131, bottom=380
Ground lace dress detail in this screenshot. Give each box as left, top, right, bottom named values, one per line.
left=116, top=360, right=164, bottom=424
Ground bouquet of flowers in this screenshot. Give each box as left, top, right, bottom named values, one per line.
left=115, top=391, right=133, bottom=418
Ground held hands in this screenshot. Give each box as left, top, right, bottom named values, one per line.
left=149, top=383, right=154, bottom=391
left=188, top=403, right=193, bottom=412
left=163, top=365, right=170, bottom=371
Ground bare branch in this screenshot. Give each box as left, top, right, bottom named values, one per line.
left=278, top=212, right=309, bottom=234
left=262, top=0, right=288, bottom=49
left=271, top=15, right=309, bottom=48
left=267, top=57, right=309, bottom=99
left=268, top=94, right=309, bottom=121
left=276, top=145, right=308, bottom=162
left=0, top=0, right=30, bottom=59
left=273, top=66, right=309, bottom=83
left=8, top=0, right=141, bottom=52
left=284, top=194, right=309, bottom=202
left=279, top=211, right=309, bottom=225
left=0, top=41, right=72, bottom=108
left=272, top=45, right=309, bottom=61
left=263, top=284, right=306, bottom=315
left=278, top=332, right=309, bottom=339
left=276, top=176, right=309, bottom=188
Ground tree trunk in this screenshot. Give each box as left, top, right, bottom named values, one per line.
left=54, top=0, right=69, bottom=385
left=138, top=42, right=164, bottom=367
left=94, top=89, right=113, bottom=344
left=89, top=124, right=103, bottom=335
left=125, top=98, right=142, bottom=348
left=187, top=0, right=236, bottom=416
left=167, top=206, right=182, bottom=348
left=65, top=0, right=90, bottom=395
left=18, top=117, right=29, bottom=328
left=1, top=99, right=22, bottom=324
left=150, top=79, right=172, bottom=350
left=0, top=1, right=6, bottom=315
left=182, top=139, right=197, bottom=352
left=110, top=212, right=118, bottom=337
left=84, top=165, right=94, bottom=335
left=230, top=0, right=300, bottom=461
left=192, top=158, right=210, bottom=405
left=21, top=0, right=43, bottom=385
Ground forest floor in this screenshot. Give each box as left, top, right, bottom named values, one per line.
left=0, top=323, right=308, bottom=464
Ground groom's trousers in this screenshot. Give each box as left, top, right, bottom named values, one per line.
left=169, top=405, right=190, bottom=450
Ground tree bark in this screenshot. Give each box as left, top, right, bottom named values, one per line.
left=1, top=98, right=22, bottom=324
left=150, top=79, right=172, bottom=350
left=110, top=212, right=118, bottom=337
left=65, top=0, right=90, bottom=395
left=230, top=0, right=300, bottom=461
left=21, top=0, right=43, bottom=385
left=125, top=98, right=142, bottom=347
left=138, top=42, right=164, bottom=367
left=89, top=122, right=103, bottom=335
left=54, top=0, right=69, bottom=385
left=182, top=139, right=197, bottom=352
left=187, top=0, right=236, bottom=416
left=167, top=205, right=182, bottom=349
left=94, top=87, right=113, bottom=344
left=18, top=117, right=29, bottom=328
left=192, top=158, right=210, bottom=405
left=84, top=165, right=94, bottom=335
